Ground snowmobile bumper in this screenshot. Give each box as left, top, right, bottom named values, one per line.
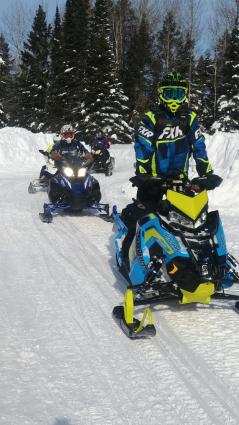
left=180, top=282, right=215, bottom=304
left=112, top=289, right=156, bottom=338
left=39, top=201, right=109, bottom=222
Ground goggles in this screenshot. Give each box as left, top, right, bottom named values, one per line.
left=159, top=86, right=187, bottom=103
left=61, top=131, right=75, bottom=139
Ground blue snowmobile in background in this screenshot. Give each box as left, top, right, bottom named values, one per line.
left=39, top=153, right=109, bottom=223
left=112, top=175, right=239, bottom=339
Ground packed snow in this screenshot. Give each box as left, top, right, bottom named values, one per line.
left=1, top=127, right=239, bottom=425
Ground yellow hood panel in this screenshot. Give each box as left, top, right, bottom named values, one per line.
left=167, top=189, right=208, bottom=220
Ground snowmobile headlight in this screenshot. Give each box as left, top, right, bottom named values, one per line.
left=63, top=167, right=74, bottom=177
left=169, top=211, right=194, bottom=228
left=78, top=167, right=87, bottom=177
left=169, top=210, right=207, bottom=229
left=194, top=212, right=207, bottom=228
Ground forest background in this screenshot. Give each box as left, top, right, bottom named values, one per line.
left=0, top=0, right=238, bottom=143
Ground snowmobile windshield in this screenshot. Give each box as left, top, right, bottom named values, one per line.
left=161, top=87, right=187, bottom=102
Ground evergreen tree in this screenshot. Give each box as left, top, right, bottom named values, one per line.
left=217, top=16, right=239, bottom=131
left=16, top=5, right=49, bottom=131
left=60, top=0, right=91, bottom=125
left=156, top=10, right=182, bottom=74
left=84, top=0, right=132, bottom=143
left=45, top=7, right=65, bottom=131
left=112, top=0, right=137, bottom=85
left=124, top=12, right=153, bottom=116
left=176, top=31, right=196, bottom=105
left=191, top=53, right=214, bottom=131
left=0, top=34, right=12, bottom=127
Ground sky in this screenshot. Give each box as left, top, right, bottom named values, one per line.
left=0, top=0, right=66, bottom=23
left=0, top=0, right=216, bottom=55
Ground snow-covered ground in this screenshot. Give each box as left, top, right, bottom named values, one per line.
left=1, top=127, right=239, bottom=425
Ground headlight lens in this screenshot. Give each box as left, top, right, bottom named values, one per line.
left=63, top=167, right=74, bottom=177
left=78, top=168, right=87, bottom=177
left=169, top=210, right=207, bottom=229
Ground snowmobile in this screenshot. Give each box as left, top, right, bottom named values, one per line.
left=88, top=149, right=115, bottom=176
left=39, top=153, right=109, bottom=223
left=112, top=174, right=239, bottom=339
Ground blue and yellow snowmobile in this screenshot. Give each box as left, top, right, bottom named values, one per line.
left=112, top=175, right=239, bottom=338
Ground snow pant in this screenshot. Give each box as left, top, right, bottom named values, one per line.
left=121, top=182, right=169, bottom=258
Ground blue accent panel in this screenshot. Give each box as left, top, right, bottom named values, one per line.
left=135, top=134, right=154, bottom=158
left=215, top=218, right=227, bottom=257
left=141, top=215, right=189, bottom=265
left=112, top=208, right=128, bottom=267
left=129, top=258, right=148, bottom=286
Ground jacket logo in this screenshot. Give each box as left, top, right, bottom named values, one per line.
left=138, top=126, right=154, bottom=138
left=158, top=126, right=183, bottom=140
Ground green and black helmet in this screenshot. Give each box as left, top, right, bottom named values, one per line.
left=158, top=72, right=188, bottom=113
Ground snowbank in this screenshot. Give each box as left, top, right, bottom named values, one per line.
left=0, top=126, right=238, bottom=211
left=0, top=127, right=52, bottom=171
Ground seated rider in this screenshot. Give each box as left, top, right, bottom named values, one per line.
left=39, top=133, right=62, bottom=182
left=120, top=71, right=214, bottom=267
left=50, top=124, right=91, bottom=161
left=90, top=130, right=111, bottom=167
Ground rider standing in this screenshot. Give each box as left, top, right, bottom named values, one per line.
left=120, top=71, right=214, bottom=265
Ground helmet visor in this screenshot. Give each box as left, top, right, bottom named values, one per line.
left=162, top=87, right=187, bottom=101
left=61, top=131, right=75, bottom=140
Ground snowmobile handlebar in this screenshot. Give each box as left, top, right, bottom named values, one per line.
left=39, top=149, right=49, bottom=157
left=130, top=173, right=223, bottom=192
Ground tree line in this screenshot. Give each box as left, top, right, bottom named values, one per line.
left=0, top=0, right=238, bottom=142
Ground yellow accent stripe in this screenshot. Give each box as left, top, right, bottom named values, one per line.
left=137, top=159, right=149, bottom=163
left=156, top=136, right=185, bottom=145
left=197, top=158, right=213, bottom=173
left=183, top=153, right=189, bottom=174
left=145, top=228, right=174, bottom=254
left=47, top=143, right=54, bottom=153
left=145, top=111, right=156, bottom=125
left=124, top=289, right=134, bottom=324
left=151, top=152, right=157, bottom=176
left=190, top=111, right=197, bottom=126
left=135, top=308, right=154, bottom=334
left=139, top=165, right=147, bottom=173
left=138, top=135, right=152, bottom=145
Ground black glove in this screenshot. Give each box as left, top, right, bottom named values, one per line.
left=39, top=149, right=49, bottom=157
left=191, top=174, right=223, bottom=191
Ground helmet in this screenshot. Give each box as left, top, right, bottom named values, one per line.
left=53, top=133, right=61, bottom=143
left=158, top=72, right=188, bottom=113
left=60, top=124, right=75, bottom=144
left=95, top=129, right=105, bottom=139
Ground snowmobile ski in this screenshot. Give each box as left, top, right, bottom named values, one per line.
left=112, top=289, right=156, bottom=339
left=234, top=301, right=239, bottom=314
left=28, top=179, right=48, bottom=194
left=39, top=212, right=53, bottom=223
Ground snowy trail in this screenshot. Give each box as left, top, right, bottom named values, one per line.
left=1, top=136, right=239, bottom=424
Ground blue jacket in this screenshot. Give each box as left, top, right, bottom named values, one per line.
left=50, top=138, right=88, bottom=157
left=135, top=105, right=212, bottom=178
